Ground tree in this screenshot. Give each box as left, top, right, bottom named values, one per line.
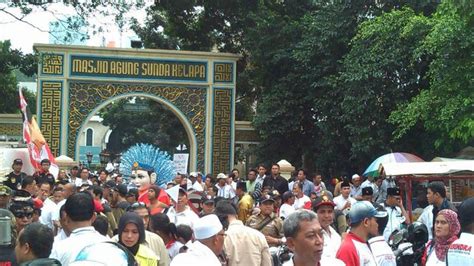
left=0, top=40, right=36, bottom=114
left=389, top=0, right=474, bottom=151
left=99, top=97, right=189, bottom=155
left=336, top=8, right=434, bottom=168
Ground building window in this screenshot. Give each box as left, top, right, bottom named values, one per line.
left=86, top=128, right=93, bottom=146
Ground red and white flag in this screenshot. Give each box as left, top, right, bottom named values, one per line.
left=19, top=88, right=59, bottom=178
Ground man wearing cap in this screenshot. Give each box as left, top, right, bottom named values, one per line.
left=4, top=158, right=27, bottom=190
left=361, top=186, right=374, bottom=202
left=215, top=173, right=235, bottom=199
left=0, top=185, right=12, bottom=209
left=350, top=174, right=363, bottom=199
left=312, top=191, right=341, bottom=259
left=199, top=194, right=215, bottom=217
left=280, top=191, right=295, bottom=220
left=447, top=197, right=474, bottom=265
left=171, top=214, right=225, bottom=266
left=215, top=201, right=271, bottom=266
left=336, top=201, right=387, bottom=266
left=246, top=193, right=284, bottom=247
left=381, top=187, right=410, bottom=241
left=333, top=181, right=356, bottom=214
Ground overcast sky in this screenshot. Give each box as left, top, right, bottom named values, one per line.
left=0, top=3, right=148, bottom=53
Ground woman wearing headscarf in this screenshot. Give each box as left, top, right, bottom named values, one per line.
left=118, top=212, right=159, bottom=266
left=422, top=209, right=460, bottom=265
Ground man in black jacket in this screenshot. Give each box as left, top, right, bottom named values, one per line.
left=262, top=163, right=289, bottom=196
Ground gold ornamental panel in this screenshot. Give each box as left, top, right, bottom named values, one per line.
left=212, top=89, right=232, bottom=175
left=40, top=81, right=62, bottom=156
left=67, top=81, right=207, bottom=171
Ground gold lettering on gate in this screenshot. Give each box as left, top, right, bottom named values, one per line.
left=70, top=56, right=207, bottom=81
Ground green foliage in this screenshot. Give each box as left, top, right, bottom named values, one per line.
left=99, top=97, right=189, bottom=155
left=0, top=40, right=36, bottom=114
left=389, top=0, right=474, bottom=149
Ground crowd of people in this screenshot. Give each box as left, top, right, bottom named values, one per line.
left=1, top=158, right=473, bottom=266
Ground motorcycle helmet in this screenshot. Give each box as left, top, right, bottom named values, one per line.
left=407, top=221, right=428, bottom=250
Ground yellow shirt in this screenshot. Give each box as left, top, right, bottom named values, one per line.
left=238, top=194, right=254, bottom=223
left=135, top=244, right=159, bottom=266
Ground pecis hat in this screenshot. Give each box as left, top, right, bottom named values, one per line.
left=362, top=186, right=374, bottom=196
left=387, top=187, right=400, bottom=196
left=13, top=158, right=23, bottom=165
left=194, top=214, right=223, bottom=240
left=348, top=201, right=387, bottom=225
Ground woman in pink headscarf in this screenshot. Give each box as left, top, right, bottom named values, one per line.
left=422, top=209, right=460, bottom=265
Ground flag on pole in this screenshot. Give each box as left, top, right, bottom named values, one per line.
left=19, top=88, right=59, bottom=178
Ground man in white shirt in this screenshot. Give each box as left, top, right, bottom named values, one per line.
left=333, top=181, right=356, bottom=214
left=312, top=191, right=341, bottom=259
left=166, top=187, right=199, bottom=229
left=350, top=174, right=363, bottom=199
left=283, top=210, right=345, bottom=266
left=292, top=181, right=311, bottom=210
left=49, top=192, right=108, bottom=265
left=382, top=187, right=410, bottom=241
left=75, top=167, right=92, bottom=187
left=189, top=172, right=204, bottom=192
left=280, top=191, right=296, bottom=220
left=215, top=173, right=235, bottom=199
left=171, top=214, right=225, bottom=266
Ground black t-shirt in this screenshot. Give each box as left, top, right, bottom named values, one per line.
left=34, top=172, right=55, bottom=188
left=4, top=172, right=26, bottom=191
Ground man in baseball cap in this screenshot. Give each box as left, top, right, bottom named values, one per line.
left=311, top=191, right=341, bottom=259
left=4, top=158, right=27, bottom=191
left=336, top=201, right=387, bottom=265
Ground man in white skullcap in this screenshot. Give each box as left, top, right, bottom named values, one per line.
left=171, top=214, right=225, bottom=266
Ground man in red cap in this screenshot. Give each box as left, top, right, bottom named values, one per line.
left=312, top=191, right=341, bottom=259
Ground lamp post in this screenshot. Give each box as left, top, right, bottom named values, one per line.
left=99, top=150, right=110, bottom=167
left=114, top=153, right=122, bottom=173
left=86, top=152, right=93, bottom=169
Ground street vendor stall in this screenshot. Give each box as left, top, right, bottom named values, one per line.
left=378, top=160, right=474, bottom=218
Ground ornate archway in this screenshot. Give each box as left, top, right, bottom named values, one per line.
left=34, top=44, right=240, bottom=174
